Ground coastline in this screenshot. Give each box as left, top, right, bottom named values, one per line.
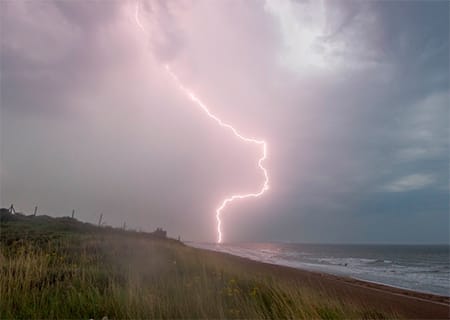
left=191, top=245, right=450, bottom=319
left=189, top=242, right=449, bottom=298
left=2, top=212, right=448, bottom=319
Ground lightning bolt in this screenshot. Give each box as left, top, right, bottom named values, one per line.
left=135, top=1, right=269, bottom=243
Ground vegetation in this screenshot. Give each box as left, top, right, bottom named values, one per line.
left=1, top=210, right=396, bottom=319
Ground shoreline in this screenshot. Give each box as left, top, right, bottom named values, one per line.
left=191, top=245, right=450, bottom=319
left=188, top=242, right=449, bottom=298
left=2, top=211, right=448, bottom=319
left=350, top=276, right=450, bottom=304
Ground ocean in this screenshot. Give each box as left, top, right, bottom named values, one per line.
left=189, top=242, right=450, bottom=297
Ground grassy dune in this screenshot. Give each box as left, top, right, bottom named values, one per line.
left=1, top=212, right=396, bottom=319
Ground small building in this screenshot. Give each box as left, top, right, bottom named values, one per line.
left=153, top=227, right=167, bottom=238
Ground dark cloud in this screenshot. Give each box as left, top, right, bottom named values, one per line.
left=1, top=0, right=448, bottom=243
left=54, top=0, right=121, bottom=30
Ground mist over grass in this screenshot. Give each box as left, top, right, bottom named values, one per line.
left=1, top=212, right=396, bottom=319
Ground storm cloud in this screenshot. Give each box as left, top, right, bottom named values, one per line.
left=1, top=0, right=448, bottom=243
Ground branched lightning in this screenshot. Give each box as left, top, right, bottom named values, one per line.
left=135, top=1, right=269, bottom=243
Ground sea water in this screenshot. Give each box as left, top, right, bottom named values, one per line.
left=189, top=242, right=450, bottom=296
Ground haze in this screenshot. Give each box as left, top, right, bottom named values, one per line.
left=1, top=0, right=448, bottom=244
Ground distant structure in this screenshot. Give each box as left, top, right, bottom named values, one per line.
left=153, top=227, right=167, bottom=238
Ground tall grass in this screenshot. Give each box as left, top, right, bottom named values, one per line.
left=1, top=233, right=395, bottom=319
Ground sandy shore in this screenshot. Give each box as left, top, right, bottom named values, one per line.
left=197, top=247, right=450, bottom=319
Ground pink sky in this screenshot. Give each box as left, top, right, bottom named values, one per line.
left=1, top=0, right=448, bottom=243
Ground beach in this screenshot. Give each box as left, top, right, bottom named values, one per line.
left=3, top=0, right=449, bottom=317
left=2, top=211, right=449, bottom=319
left=191, top=242, right=450, bottom=296
left=193, top=247, right=450, bottom=319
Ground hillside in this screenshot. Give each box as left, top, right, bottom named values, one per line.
left=0, top=208, right=172, bottom=243
left=1, top=209, right=447, bottom=319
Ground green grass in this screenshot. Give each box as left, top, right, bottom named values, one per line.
left=0, top=211, right=397, bottom=319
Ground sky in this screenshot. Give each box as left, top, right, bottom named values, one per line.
left=1, top=0, right=448, bottom=244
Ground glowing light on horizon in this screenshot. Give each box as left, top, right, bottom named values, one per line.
left=135, top=2, right=269, bottom=243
